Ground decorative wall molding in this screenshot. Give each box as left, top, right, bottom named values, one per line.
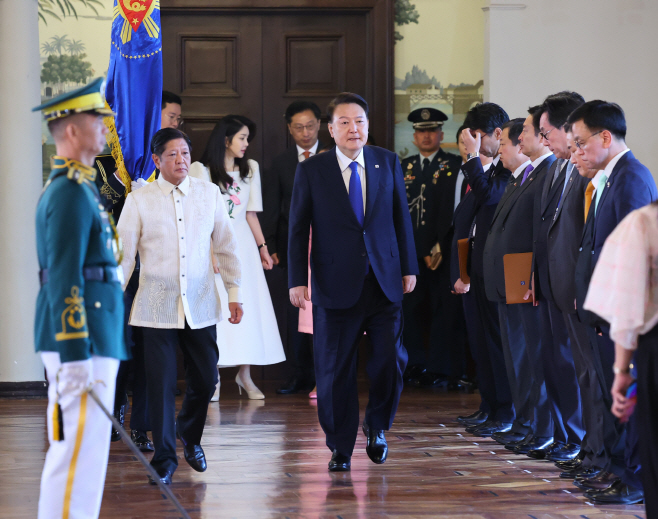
left=482, top=4, right=527, bottom=12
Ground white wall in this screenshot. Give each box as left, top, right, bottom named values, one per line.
left=484, top=0, right=658, bottom=173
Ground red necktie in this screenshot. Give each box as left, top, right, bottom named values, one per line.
left=302, top=151, right=311, bottom=160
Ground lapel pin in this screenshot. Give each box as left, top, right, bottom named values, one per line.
left=607, top=182, right=610, bottom=187
left=375, top=165, right=379, bottom=168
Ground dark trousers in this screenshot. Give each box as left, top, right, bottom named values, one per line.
left=141, top=322, right=218, bottom=474
left=498, top=302, right=552, bottom=437
left=313, top=270, right=407, bottom=457
left=461, top=291, right=489, bottom=414
left=470, top=274, right=514, bottom=423
left=113, top=268, right=149, bottom=431
left=564, top=312, right=608, bottom=468
left=637, top=327, right=658, bottom=512
left=403, top=260, right=466, bottom=377
left=588, top=328, right=627, bottom=476
left=539, top=300, right=584, bottom=445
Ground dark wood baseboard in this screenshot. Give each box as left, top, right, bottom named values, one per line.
left=0, top=381, right=47, bottom=399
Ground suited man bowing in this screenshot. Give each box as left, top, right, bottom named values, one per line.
left=261, top=101, right=325, bottom=395
left=288, top=93, right=417, bottom=472
left=570, top=101, right=657, bottom=503
left=478, top=111, right=555, bottom=454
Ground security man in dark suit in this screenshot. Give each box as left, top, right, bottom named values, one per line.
left=458, top=103, right=514, bottom=438
left=570, top=101, right=657, bottom=504
left=400, top=108, right=464, bottom=387
left=525, top=93, right=587, bottom=464
left=261, top=101, right=325, bottom=394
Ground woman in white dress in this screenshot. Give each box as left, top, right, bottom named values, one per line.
left=189, top=115, right=285, bottom=399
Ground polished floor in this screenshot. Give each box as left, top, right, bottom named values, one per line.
left=0, top=382, right=647, bottom=518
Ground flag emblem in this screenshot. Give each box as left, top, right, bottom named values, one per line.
left=114, top=0, right=160, bottom=44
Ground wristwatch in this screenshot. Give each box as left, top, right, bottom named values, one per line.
left=467, top=152, right=479, bottom=161
left=612, top=363, right=633, bottom=375
left=258, top=242, right=267, bottom=250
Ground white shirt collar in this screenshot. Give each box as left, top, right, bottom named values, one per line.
left=157, top=174, right=190, bottom=196
left=603, top=148, right=630, bottom=179
left=296, top=141, right=320, bottom=159
left=419, top=150, right=438, bottom=164
left=513, top=160, right=532, bottom=179
left=336, top=147, right=365, bottom=173
left=531, top=152, right=553, bottom=169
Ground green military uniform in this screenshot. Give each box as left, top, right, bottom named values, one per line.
left=35, top=156, right=128, bottom=362
left=33, top=78, right=130, bottom=518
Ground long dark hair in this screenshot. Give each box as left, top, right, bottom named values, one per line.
left=200, top=115, right=256, bottom=190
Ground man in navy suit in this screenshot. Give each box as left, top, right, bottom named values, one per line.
left=288, top=93, right=418, bottom=472
left=570, top=101, right=657, bottom=504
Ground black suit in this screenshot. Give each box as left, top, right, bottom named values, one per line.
left=482, top=155, right=554, bottom=438
left=260, top=145, right=324, bottom=383
left=401, top=150, right=466, bottom=376
left=460, top=157, right=515, bottom=424
left=533, top=159, right=585, bottom=448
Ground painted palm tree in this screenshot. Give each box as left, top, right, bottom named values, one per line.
left=67, top=40, right=86, bottom=56
left=38, top=0, right=104, bottom=24
left=49, top=35, right=72, bottom=56
left=40, top=41, right=58, bottom=56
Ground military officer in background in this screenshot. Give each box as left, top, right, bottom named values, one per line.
left=33, top=77, right=129, bottom=519
left=400, top=108, right=466, bottom=388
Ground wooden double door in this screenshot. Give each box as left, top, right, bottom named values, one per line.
left=161, top=0, right=394, bottom=167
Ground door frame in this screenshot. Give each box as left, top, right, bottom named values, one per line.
left=161, top=0, right=395, bottom=150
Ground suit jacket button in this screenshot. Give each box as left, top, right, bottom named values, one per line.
left=579, top=247, right=583, bottom=251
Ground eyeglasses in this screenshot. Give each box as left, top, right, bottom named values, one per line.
left=165, top=113, right=184, bottom=126
left=539, top=127, right=555, bottom=140
left=290, top=122, right=319, bottom=132
left=574, top=130, right=603, bottom=150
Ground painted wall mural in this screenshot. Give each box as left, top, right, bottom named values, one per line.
left=394, top=0, right=485, bottom=158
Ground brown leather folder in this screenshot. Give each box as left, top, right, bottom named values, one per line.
left=457, top=238, right=470, bottom=284
left=503, top=252, right=533, bottom=304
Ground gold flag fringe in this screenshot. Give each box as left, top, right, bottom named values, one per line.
left=103, top=104, right=132, bottom=195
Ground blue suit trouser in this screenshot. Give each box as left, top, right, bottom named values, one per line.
left=313, top=270, right=407, bottom=457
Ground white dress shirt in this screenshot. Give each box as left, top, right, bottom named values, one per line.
left=336, top=147, right=367, bottom=215
left=454, top=163, right=465, bottom=212
left=531, top=152, right=553, bottom=170
left=297, top=141, right=319, bottom=162
left=118, top=175, right=242, bottom=329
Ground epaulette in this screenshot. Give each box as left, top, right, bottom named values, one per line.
left=51, top=156, right=97, bottom=185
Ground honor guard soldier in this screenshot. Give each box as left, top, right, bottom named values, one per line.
left=401, top=107, right=467, bottom=388
left=33, top=77, right=129, bottom=519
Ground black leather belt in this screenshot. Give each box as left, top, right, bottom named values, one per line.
left=39, top=266, right=122, bottom=286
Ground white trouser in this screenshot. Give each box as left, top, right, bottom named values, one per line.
left=38, top=352, right=119, bottom=519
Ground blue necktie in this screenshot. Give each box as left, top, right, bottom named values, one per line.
left=348, top=161, right=364, bottom=226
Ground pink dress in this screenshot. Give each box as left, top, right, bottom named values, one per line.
left=298, top=233, right=313, bottom=334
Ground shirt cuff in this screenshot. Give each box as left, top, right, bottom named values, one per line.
left=228, top=287, right=242, bottom=304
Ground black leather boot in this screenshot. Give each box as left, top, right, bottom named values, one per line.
left=111, top=404, right=125, bottom=442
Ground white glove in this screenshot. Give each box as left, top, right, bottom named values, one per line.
left=57, top=359, right=93, bottom=396
left=130, top=178, right=149, bottom=191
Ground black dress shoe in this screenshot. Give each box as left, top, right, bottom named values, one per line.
left=562, top=466, right=601, bottom=480
left=587, top=480, right=644, bottom=505
left=111, top=403, right=126, bottom=442
left=505, top=433, right=533, bottom=451
left=131, top=429, right=154, bottom=452
left=183, top=444, right=207, bottom=472
left=559, top=462, right=584, bottom=479
left=148, top=468, right=173, bottom=485
left=573, top=470, right=619, bottom=491
left=546, top=443, right=580, bottom=462
left=492, top=430, right=526, bottom=445
left=403, top=365, right=425, bottom=385
left=276, top=377, right=315, bottom=395
left=527, top=440, right=562, bottom=460
left=328, top=450, right=351, bottom=472
left=513, top=436, right=553, bottom=455
left=472, top=421, right=513, bottom=437
left=413, top=371, right=447, bottom=387
left=457, top=410, right=488, bottom=425
left=362, top=423, right=388, bottom=464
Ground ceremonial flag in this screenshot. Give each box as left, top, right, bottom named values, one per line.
left=105, top=0, right=162, bottom=189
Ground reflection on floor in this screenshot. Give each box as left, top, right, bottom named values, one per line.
left=0, top=383, right=647, bottom=518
